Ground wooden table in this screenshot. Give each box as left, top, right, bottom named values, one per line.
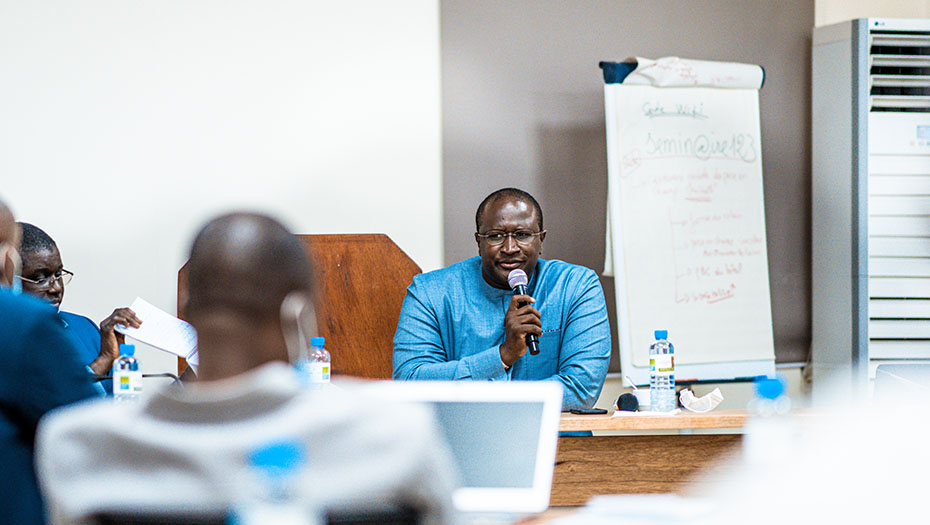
left=550, top=410, right=748, bottom=506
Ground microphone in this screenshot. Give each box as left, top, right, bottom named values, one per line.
left=616, top=393, right=639, bottom=412
left=507, top=269, right=540, bottom=356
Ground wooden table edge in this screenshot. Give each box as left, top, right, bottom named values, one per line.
left=559, top=409, right=750, bottom=431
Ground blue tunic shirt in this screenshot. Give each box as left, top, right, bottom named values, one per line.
left=59, top=311, right=101, bottom=364
left=392, top=257, right=611, bottom=410
left=0, top=289, right=98, bottom=525
left=59, top=311, right=110, bottom=394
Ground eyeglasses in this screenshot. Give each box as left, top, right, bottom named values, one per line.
left=17, top=269, right=73, bottom=288
left=476, top=230, right=545, bottom=246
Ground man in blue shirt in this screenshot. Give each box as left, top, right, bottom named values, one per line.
left=17, top=223, right=141, bottom=391
left=0, top=199, right=99, bottom=525
left=393, top=188, right=611, bottom=410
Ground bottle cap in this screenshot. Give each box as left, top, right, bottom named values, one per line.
left=310, top=336, right=325, bottom=347
left=119, top=344, right=135, bottom=356
left=754, top=375, right=785, bottom=400
left=249, top=440, right=305, bottom=478
left=654, top=330, right=668, bottom=340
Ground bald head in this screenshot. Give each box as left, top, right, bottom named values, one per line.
left=185, top=213, right=313, bottom=322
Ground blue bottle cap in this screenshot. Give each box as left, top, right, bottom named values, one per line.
left=249, top=440, right=305, bottom=478
left=654, top=330, right=668, bottom=340
left=754, top=375, right=786, bottom=400
left=310, top=336, right=325, bottom=347
left=119, top=344, right=135, bottom=356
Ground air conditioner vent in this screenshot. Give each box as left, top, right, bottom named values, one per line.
left=870, top=30, right=930, bottom=112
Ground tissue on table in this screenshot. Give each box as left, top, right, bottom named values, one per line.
left=679, top=388, right=724, bottom=413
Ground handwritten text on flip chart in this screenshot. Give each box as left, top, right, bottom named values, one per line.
left=607, top=84, right=774, bottom=366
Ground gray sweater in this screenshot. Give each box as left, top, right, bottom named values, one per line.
left=36, top=362, right=457, bottom=524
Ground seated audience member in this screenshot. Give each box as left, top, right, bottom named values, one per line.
left=0, top=199, right=99, bottom=525
left=37, top=212, right=456, bottom=524
left=17, top=223, right=141, bottom=386
left=393, top=188, right=611, bottom=411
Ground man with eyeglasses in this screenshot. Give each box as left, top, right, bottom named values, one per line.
left=0, top=198, right=98, bottom=525
left=17, top=223, right=141, bottom=390
left=393, top=188, right=611, bottom=410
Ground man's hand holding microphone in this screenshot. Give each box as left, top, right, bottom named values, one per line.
left=500, top=269, right=541, bottom=368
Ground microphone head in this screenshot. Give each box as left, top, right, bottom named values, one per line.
left=507, top=269, right=528, bottom=289
left=616, top=392, right=639, bottom=412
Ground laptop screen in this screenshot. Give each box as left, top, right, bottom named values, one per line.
left=431, top=401, right=543, bottom=489
left=360, top=381, right=563, bottom=514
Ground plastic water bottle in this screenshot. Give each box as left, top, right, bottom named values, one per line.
left=744, top=376, right=795, bottom=466
left=229, top=441, right=313, bottom=525
left=295, top=336, right=331, bottom=389
left=747, top=375, right=791, bottom=417
left=113, top=343, right=142, bottom=402
left=649, top=330, right=676, bottom=411
left=307, top=337, right=331, bottom=388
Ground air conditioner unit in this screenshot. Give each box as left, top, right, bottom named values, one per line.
left=812, top=18, right=930, bottom=399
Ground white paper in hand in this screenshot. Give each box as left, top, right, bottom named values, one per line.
left=115, top=297, right=198, bottom=361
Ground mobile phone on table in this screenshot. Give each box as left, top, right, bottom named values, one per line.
left=569, top=408, right=608, bottom=415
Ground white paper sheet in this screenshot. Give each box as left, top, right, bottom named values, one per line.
left=115, top=297, right=198, bottom=362
left=621, top=56, right=764, bottom=89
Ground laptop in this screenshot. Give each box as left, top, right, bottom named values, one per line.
left=363, top=381, right=563, bottom=519
left=874, top=364, right=930, bottom=403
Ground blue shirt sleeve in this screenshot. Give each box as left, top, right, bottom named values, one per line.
left=7, top=307, right=99, bottom=422
left=86, top=365, right=107, bottom=396
left=393, top=279, right=509, bottom=381
left=60, top=312, right=109, bottom=395
left=549, top=269, right=612, bottom=410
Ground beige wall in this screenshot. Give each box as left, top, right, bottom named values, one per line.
left=816, top=0, right=930, bottom=27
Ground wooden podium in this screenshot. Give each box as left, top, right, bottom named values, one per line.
left=178, top=233, right=421, bottom=379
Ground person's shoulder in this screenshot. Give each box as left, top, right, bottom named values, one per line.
left=0, top=289, right=64, bottom=337
left=538, top=258, right=599, bottom=284
left=59, top=311, right=98, bottom=330
left=410, top=257, right=480, bottom=290
left=38, top=396, right=122, bottom=447
left=44, top=395, right=121, bottom=423
left=0, top=288, right=57, bottom=320
left=35, top=397, right=128, bottom=490
left=302, top=384, right=440, bottom=443
left=299, top=381, right=433, bottom=422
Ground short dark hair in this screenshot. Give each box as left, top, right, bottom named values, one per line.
left=475, top=188, right=543, bottom=232
left=185, top=213, right=313, bottom=320
left=18, top=222, right=57, bottom=255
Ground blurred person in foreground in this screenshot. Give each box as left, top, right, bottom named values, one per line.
left=36, top=212, right=456, bottom=524
left=681, top=376, right=930, bottom=524
left=0, top=198, right=98, bottom=525
left=17, top=222, right=141, bottom=392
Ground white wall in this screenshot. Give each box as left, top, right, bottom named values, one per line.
left=0, top=0, right=442, bottom=373
left=816, top=0, right=930, bottom=26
